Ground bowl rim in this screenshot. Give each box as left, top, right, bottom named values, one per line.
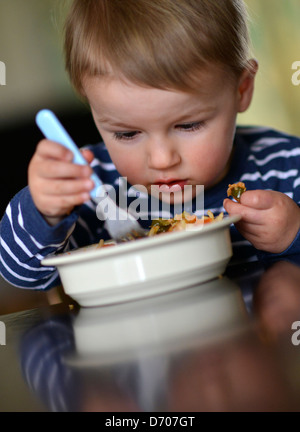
left=42, top=214, right=241, bottom=267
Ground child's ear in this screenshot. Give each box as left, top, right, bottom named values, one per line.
left=237, top=59, right=258, bottom=113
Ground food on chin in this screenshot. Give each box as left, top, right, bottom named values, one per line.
left=227, top=182, right=246, bottom=203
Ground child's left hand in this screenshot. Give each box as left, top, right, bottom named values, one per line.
left=223, top=190, right=300, bottom=253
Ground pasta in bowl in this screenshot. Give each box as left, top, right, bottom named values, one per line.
left=42, top=213, right=240, bottom=307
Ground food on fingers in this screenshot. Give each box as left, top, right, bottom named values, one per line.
left=227, top=182, right=246, bottom=203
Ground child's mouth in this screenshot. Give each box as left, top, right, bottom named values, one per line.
left=152, top=179, right=188, bottom=193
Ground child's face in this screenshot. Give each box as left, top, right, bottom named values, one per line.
left=83, top=65, right=249, bottom=203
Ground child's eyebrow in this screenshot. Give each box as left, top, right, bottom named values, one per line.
left=96, top=105, right=215, bottom=128
left=96, top=117, right=138, bottom=129
left=175, top=106, right=215, bottom=122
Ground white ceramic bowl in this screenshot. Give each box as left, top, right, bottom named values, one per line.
left=42, top=215, right=240, bottom=307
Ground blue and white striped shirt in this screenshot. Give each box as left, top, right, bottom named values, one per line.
left=1, top=126, right=300, bottom=290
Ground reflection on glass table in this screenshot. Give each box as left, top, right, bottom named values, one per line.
left=16, top=258, right=300, bottom=412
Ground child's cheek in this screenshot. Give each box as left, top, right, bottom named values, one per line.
left=114, top=159, right=144, bottom=186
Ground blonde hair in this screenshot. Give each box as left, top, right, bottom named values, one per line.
left=64, top=0, right=251, bottom=95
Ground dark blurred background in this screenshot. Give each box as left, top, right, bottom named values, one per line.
left=0, top=0, right=102, bottom=218
left=0, top=109, right=100, bottom=217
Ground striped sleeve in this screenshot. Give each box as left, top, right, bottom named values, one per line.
left=0, top=143, right=120, bottom=291
left=236, top=128, right=300, bottom=258
left=237, top=128, right=300, bottom=203
left=0, top=187, right=78, bottom=290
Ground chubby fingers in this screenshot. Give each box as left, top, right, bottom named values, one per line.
left=28, top=140, right=96, bottom=217
left=36, top=140, right=95, bottom=164
left=81, top=148, right=95, bottom=164
left=224, top=189, right=300, bottom=253
left=31, top=140, right=93, bottom=179
left=238, top=189, right=276, bottom=210
left=223, top=190, right=276, bottom=225
left=35, top=139, right=73, bottom=161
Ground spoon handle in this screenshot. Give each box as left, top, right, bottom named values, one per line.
left=36, top=109, right=102, bottom=200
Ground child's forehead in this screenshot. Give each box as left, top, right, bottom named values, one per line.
left=82, top=63, right=237, bottom=97
left=83, top=66, right=237, bottom=123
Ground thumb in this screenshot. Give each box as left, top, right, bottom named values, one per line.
left=239, top=190, right=275, bottom=210
left=81, top=148, right=94, bottom=164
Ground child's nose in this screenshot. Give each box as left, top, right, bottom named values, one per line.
left=147, top=138, right=181, bottom=170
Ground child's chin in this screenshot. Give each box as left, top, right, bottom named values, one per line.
left=151, top=189, right=195, bottom=206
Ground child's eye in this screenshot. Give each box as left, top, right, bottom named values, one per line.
left=175, top=121, right=205, bottom=132
left=113, top=131, right=140, bottom=141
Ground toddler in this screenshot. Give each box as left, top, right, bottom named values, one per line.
left=1, top=0, right=300, bottom=290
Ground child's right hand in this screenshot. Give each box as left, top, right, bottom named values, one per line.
left=28, top=139, right=95, bottom=225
